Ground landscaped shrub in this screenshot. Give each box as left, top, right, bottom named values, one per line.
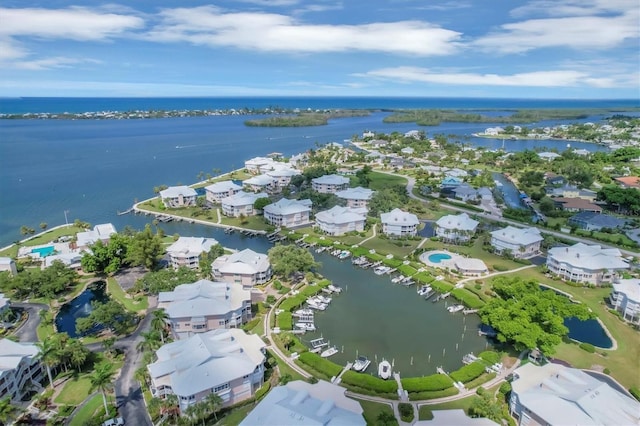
left=242, top=318, right=261, bottom=332
left=492, top=265, right=509, bottom=272
left=450, top=361, right=486, bottom=383
left=451, top=288, right=484, bottom=309
left=341, top=370, right=398, bottom=394
left=579, top=342, right=595, bottom=353
left=465, top=372, right=496, bottom=389
left=254, top=382, right=271, bottom=400
left=398, top=403, right=414, bottom=422
left=277, top=312, right=292, bottom=330
left=297, top=352, right=342, bottom=379
left=408, top=387, right=459, bottom=400
left=499, top=382, right=512, bottom=395
left=401, top=374, right=454, bottom=392
left=478, top=350, right=500, bottom=364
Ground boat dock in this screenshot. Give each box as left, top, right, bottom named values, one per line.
left=332, top=362, right=353, bottom=385
left=393, top=372, right=409, bottom=402
left=463, top=309, right=479, bottom=315
left=117, top=207, right=134, bottom=215
left=436, top=366, right=447, bottom=375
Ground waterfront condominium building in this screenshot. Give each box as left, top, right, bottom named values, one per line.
left=243, top=174, right=278, bottom=193
left=212, top=249, right=272, bottom=287
left=166, top=236, right=219, bottom=270
left=220, top=191, right=269, bottom=218
left=546, top=243, right=629, bottom=285
left=435, top=213, right=479, bottom=243
left=315, top=206, right=367, bottom=236
left=489, top=226, right=543, bottom=258
left=158, top=280, right=252, bottom=339
left=380, top=208, right=420, bottom=237
left=609, top=278, right=640, bottom=325
left=311, top=174, right=350, bottom=194
left=148, top=328, right=266, bottom=413
left=0, top=339, right=44, bottom=401
left=509, top=363, right=639, bottom=426
left=263, top=198, right=313, bottom=228
left=335, top=186, right=375, bottom=209
left=204, top=181, right=242, bottom=204
left=159, top=186, right=198, bottom=208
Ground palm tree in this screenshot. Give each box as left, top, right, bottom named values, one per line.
left=137, top=330, right=162, bottom=353
left=202, top=392, right=223, bottom=422
left=151, top=309, right=169, bottom=344
left=89, top=361, right=115, bottom=417
left=103, top=336, right=117, bottom=358
left=0, top=397, right=17, bottom=425
left=134, top=367, right=149, bottom=391
left=35, top=339, right=59, bottom=388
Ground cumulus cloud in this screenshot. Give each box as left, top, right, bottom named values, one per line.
left=510, top=0, right=638, bottom=18
left=359, top=66, right=617, bottom=87
left=146, top=6, right=461, bottom=56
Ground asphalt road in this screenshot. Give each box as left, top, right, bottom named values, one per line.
left=11, top=302, right=49, bottom=343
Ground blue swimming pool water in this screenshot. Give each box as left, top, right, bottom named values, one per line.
left=428, top=253, right=452, bottom=263
left=30, top=246, right=55, bottom=257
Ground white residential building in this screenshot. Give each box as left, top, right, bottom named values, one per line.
left=266, top=167, right=301, bottom=188
left=212, top=249, right=272, bottom=287
left=240, top=380, right=365, bottom=426
left=0, top=339, right=44, bottom=401
left=509, top=363, right=639, bottom=426
left=148, top=329, right=266, bottom=413
left=490, top=226, right=543, bottom=258
left=610, top=279, right=640, bottom=325
left=380, top=208, right=419, bottom=237
left=335, top=186, right=374, bottom=209
left=244, top=156, right=274, bottom=174
left=205, top=181, right=242, bottom=204
left=159, top=186, right=198, bottom=208
left=546, top=243, right=629, bottom=285
left=0, top=258, right=17, bottom=276
left=311, top=174, right=350, bottom=194
left=166, top=237, right=219, bottom=270
left=263, top=198, right=312, bottom=228
left=243, top=175, right=277, bottom=193
left=315, top=206, right=367, bottom=236
left=435, top=213, right=479, bottom=243
left=220, top=191, right=269, bottom=218
left=76, top=223, right=117, bottom=249
left=158, top=280, right=252, bottom=339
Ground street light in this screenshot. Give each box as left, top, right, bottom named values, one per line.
left=64, top=210, right=70, bottom=226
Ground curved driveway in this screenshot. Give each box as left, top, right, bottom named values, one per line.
left=11, top=302, right=49, bottom=343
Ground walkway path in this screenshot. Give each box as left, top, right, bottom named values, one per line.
left=333, top=362, right=353, bottom=384
left=393, top=373, right=408, bottom=402
left=455, top=264, right=537, bottom=288
left=358, top=223, right=377, bottom=245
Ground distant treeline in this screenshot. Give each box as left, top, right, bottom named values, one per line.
left=244, top=110, right=371, bottom=127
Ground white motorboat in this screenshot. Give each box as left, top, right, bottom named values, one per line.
left=352, top=356, right=371, bottom=372
left=327, top=284, right=342, bottom=293
left=378, top=360, right=392, bottom=379
left=316, top=295, right=332, bottom=304
left=295, top=322, right=316, bottom=332
left=338, top=250, right=351, bottom=259
left=447, top=304, right=465, bottom=313
left=374, top=266, right=390, bottom=275
left=321, top=346, right=338, bottom=358
left=417, top=285, right=432, bottom=296
left=293, top=309, right=314, bottom=317
left=309, top=338, right=328, bottom=353
left=307, top=300, right=327, bottom=311
left=391, top=275, right=405, bottom=283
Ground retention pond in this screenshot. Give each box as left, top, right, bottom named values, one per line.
left=55, top=280, right=109, bottom=338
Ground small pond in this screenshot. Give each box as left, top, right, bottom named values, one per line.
left=564, top=317, right=613, bottom=348
left=55, top=280, right=109, bottom=338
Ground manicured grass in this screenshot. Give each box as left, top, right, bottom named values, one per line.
left=268, top=350, right=305, bottom=382
left=220, top=215, right=271, bottom=231
left=0, top=225, right=86, bottom=257
left=69, top=394, right=103, bottom=426
left=106, top=277, right=148, bottom=312
left=418, top=383, right=501, bottom=420
left=216, top=404, right=255, bottom=425
left=37, top=320, right=55, bottom=341
left=367, top=171, right=408, bottom=191
left=360, top=237, right=422, bottom=259
left=355, top=399, right=398, bottom=425
left=54, top=377, right=92, bottom=405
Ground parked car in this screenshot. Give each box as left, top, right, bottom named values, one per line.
left=102, top=418, right=124, bottom=426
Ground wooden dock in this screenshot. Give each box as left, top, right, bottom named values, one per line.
left=332, top=362, right=353, bottom=385
left=463, top=309, right=479, bottom=315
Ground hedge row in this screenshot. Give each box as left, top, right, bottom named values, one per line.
left=297, top=352, right=343, bottom=379
left=450, top=361, right=486, bottom=383
left=341, top=370, right=398, bottom=394
left=254, top=382, right=271, bottom=400
left=413, top=272, right=435, bottom=284
left=450, top=288, right=485, bottom=309
left=478, top=350, right=500, bottom=364
left=430, top=280, right=454, bottom=293
left=277, top=312, right=292, bottom=330
left=401, top=374, right=454, bottom=392
left=464, top=372, right=497, bottom=389
left=408, top=387, right=459, bottom=401
left=340, top=383, right=398, bottom=400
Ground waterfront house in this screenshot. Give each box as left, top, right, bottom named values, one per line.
left=380, top=208, right=419, bottom=237
left=263, top=198, right=313, bottom=228
left=0, top=339, right=43, bottom=401
left=76, top=223, right=117, bottom=250
left=546, top=184, right=597, bottom=201
left=205, top=181, right=242, bottom=204
left=244, top=157, right=274, bottom=174
left=159, top=186, right=198, bottom=208
left=315, top=206, right=367, bottom=236
left=435, top=213, right=479, bottom=243
left=289, top=153, right=308, bottom=168
left=614, top=176, right=640, bottom=189
left=335, top=186, right=374, bottom=209
left=148, top=329, right=266, bottom=413
left=158, top=280, right=252, bottom=339
left=0, top=258, right=17, bottom=276
left=311, top=174, right=350, bottom=194
left=167, top=237, right=219, bottom=270
left=546, top=243, right=629, bottom=285
left=545, top=174, right=566, bottom=186
left=240, top=380, right=365, bottom=426
left=567, top=212, right=626, bottom=231
left=266, top=167, right=301, bottom=189
left=553, top=198, right=602, bottom=213
left=243, top=174, right=277, bottom=193
left=538, top=152, right=561, bottom=161
left=610, top=279, right=640, bottom=325
left=452, top=183, right=479, bottom=202
left=509, top=363, right=639, bottom=426
left=220, top=191, right=269, bottom=218
left=212, top=249, right=272, bottom=287
left=490, top=226, right=543, bottom=258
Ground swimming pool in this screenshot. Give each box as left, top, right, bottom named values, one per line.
left=428, top=253, right=452, bottom=263
left=31, top=246, right=55, bottom=257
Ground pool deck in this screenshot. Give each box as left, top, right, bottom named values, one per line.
left=419, top=250, right=463, bottom=269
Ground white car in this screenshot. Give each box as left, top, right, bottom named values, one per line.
left=103, top=418, right=125, bottom=426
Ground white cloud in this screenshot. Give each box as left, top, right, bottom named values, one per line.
left=146, top=6, right=461, bottom=56
left=510, top=0, right=638, bottom=18
left=11, top=57, right=101, bottom=71
left=234, top=0, right=300, bottom=6
left=359, top=66, right=618, bottom=87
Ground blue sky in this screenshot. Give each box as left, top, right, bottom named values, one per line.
left=0, top=0, right=638, bottom=98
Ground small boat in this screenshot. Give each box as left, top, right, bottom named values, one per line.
left=307, top=299, right=327, bottom=311
left=293, top=309, right=314, bottom=317
left=316, top=295, right=332, bottom=304
left=338, top=250, right=351, bottom=260
left=309, top=338, right=328, bottom=353
left=321, top=346, right=339, bottom=358
left=447, top=304, right=465, bottom=313
left=315, top=246, right=327, bottom=253
left=374, top=266, right=390, bottom=275
left=327, top=284, right=342, bottom=293
left=391, top=275, right=405, bottom=284
left=352, top=356, right=371, bottom=372
left=295, top=322, right=316, bottom=332
left=417, top=285, right=432, bottom=296
left=378, top=360, right=392, bottom=379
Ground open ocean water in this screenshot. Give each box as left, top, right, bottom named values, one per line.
left=0, top=97, right=638, bottom=246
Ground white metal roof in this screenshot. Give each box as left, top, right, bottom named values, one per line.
left=264, top=198, right=313, bottom=215
left=158, top=280, right=250, bottom=318
left=205, top=180, right=242, bottom=193
left=311, top=174, right=350, bottom=185
left=244, top=174, right=276, bottom=186
left=547, top=243, right=629, bottom=271
left=315, top=206, right=367, bottom=225
left=490, top=226, right=543, bottom=246
left=213, top=249, right=270, bottom=275
left=159, top=186, right=197, bottom=198
left=612, top=279, right=640, bottom=304
left=167, top=237, right=218, bottom=258
left=221, top=191, right=269, bottom=207
left=435, top=213, right=478, bottom=231
left=380, top=208, right=419, bottom=226
left=0, top=339, right=38, bottom=372
left=335, top=187, right=374, bottom=201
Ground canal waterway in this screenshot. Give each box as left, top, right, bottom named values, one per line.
left=55, top=280, right=109, bottom=337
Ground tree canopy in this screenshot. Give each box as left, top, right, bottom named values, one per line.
left=268, top=244, right=319, bottom=278
left=479, top=277, right=592, bottom=355
left=133, top=266, right=199, bottom=294
left=76, top=300, right=138, bottom=336
left=597, top=185, right=640, bottom=215
left=0, top=260, right=78, bottom=300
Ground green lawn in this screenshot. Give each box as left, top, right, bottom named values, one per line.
left=106, top=277, right=148, bottom=313
left=360, top=237, right=422, bottom=259
left=367, top=171, right=408, bottom=191
left=54, top=377, right=92, bottom=405
left=0, top=225, right=85, bottom=257
left=354, top=399, right=398, bottom=425
left=69, top=394, right=104, bottom=426
left=418, top=238, right=524, bottom=272
left=216, top=404, right=255, bottom=426
left=418, top=383, right=502, bottom=420
left=220, top=215, right=271, bottom=231
left=270, top=350, right=305, bottom=382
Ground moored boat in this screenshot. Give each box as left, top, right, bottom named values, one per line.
left=352, top=356, right=371, bottom=372
left=321, top=346, right=338, bottom=358
left=417, top=285, right=432, bottom=296
left=447, top=304, right=465, bottom=313
left=295, top=322, right=316, bottom=332
left=378, top=359, right=392, bottom=379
